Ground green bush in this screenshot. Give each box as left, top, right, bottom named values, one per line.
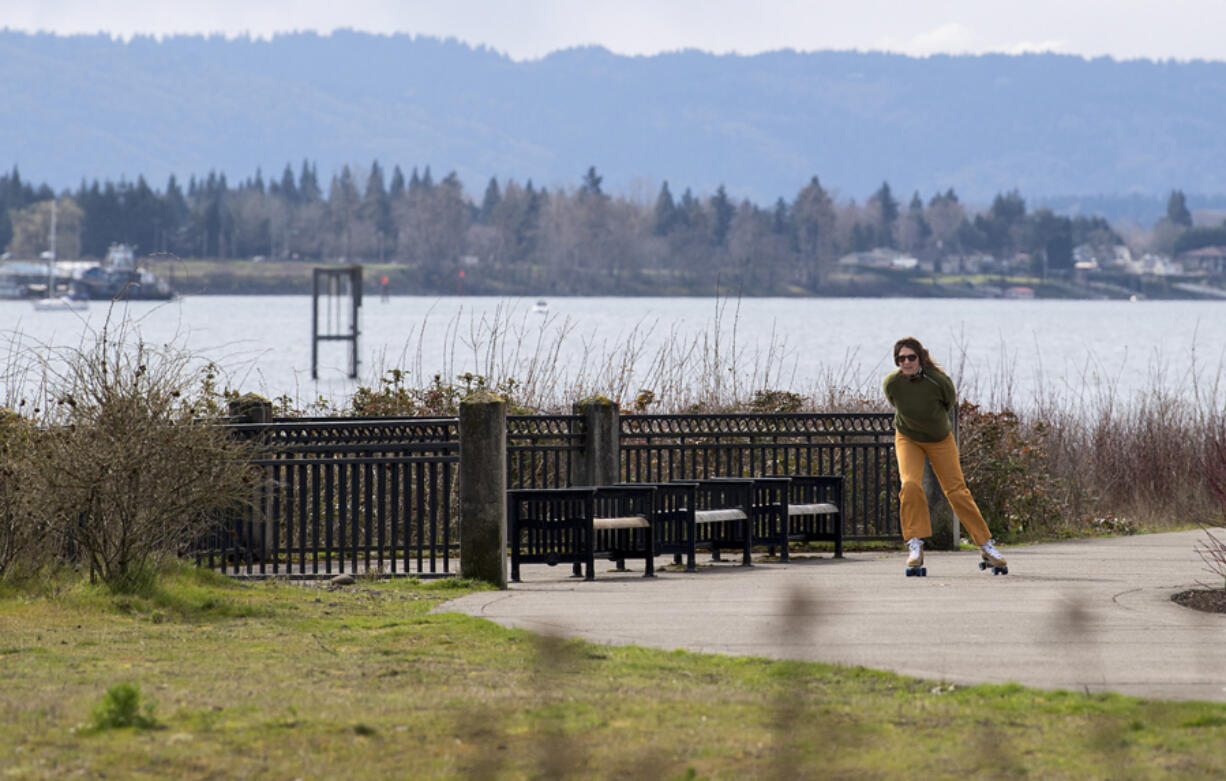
left=958, top=401, right=1071, bottom=542
left=86, top=682, right=158, bottom=731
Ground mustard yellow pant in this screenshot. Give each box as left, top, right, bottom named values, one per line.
left=895, top=432, right=993, bottom=546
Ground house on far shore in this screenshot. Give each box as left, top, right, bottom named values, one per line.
left=1138, top=252, right=1180, bottom=275
left=1176, top=246, right=1226, bottom=274
left=837, top=248, right=928, bottom=271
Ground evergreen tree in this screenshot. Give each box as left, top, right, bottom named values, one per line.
left=975, top=190, right=1027, bottom=256
left=298, top=160, right=321, bottom=202
left=771, top=197, right=789, bottom=235
left=363, top=161, right=394, bottom=260
left=652, top=181, right=677, bottom=236
left=480, top=177, right=501, bottom=223
left=579, top=166, right=604, bottom=200
left=791, top=176, right=837, bottom=287
left=1166, top=190, right=1192, bottom=227
left=125, top=175, right=162, bottom=252
left=869, top=181, right=899, bottom=247
left=163, top=175, right=189, bottom=254
left=364, top=161, right=386, bottom=201
left=1030, top=209, right=1074, bottom=273
left=0, top=167, right=42, bottom=252
left=677, top=188, right=699, bottom=229
left=388, top=166, right=406, bottom=200
left=279, top=164, right=298, bottom=203
left=328, top=165, right=361, bottom=259
left=711, top=185, right=734, bottom=247
left=900, top=190, right=932, bottom=252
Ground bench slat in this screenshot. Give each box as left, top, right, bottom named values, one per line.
left=592, top=515, right=650, bottom=530
left=694, top=508, right=748, bottom=523
left=788, top=502, right=838, bottom=516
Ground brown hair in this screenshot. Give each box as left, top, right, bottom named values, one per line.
left=892, top=337, right=944, bottom=373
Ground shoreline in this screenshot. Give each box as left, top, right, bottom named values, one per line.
left=129, top=259, right=1226, bottom=301
left=5, top=256, right=1225, bottom=300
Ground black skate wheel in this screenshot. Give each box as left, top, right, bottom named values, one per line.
left=919, top=567, right=927, bottom=576
left=979, top=561, right=988, bottom=571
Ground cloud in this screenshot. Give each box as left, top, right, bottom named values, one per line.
left=877, top=22, right=1068, bottom=58
left=905, top=22, right=979, bottom=54
left=874, top=22, right=977, bottom=56
left=1005, top=39, right=1067, bottom=55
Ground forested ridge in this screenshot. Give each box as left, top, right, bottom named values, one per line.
left=6, top=30, right=1226, bottom=216
left=3, top=163, right=1178, bottom=296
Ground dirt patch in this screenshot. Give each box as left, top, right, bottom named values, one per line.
left=1171, top=589, right=1226, bottom=615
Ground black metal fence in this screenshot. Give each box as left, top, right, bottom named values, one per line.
left=197, top=410, right=899, bottom=579
left=196, top=418, right=459, bottom=577
left=507, top=414, right=583, bottom=488
left=620, top=413, right=899, bottom=538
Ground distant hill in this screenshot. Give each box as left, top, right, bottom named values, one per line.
left=6, top=30, right=1226, bottom=222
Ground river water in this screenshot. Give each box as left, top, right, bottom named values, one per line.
left=3, top=295, right=1225, bottom=412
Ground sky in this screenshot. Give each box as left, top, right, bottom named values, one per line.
left=3, top=0, right=1225, bottom=62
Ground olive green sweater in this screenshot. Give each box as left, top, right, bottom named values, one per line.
left=882, top=366, right=956, bottom=442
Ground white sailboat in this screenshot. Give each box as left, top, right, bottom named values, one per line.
left=32, top=199, right=87, bottom=311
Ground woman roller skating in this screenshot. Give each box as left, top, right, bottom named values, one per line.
left=883, top=337, right=1007, bottom=576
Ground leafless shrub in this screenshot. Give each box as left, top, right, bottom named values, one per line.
left=1197, top=430, right=1226, bottom=589
left=364, top=294, right=882, bottom=415
left=27, top=320, right=258, bottom=591
left=0, top=410, right=44, bottom=581
left=1194, top=527, right=1226, bottom=590
left=1036, top=371, right=1223, bottom=530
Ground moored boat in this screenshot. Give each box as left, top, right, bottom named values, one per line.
left=32, top=293, right=89, bottom=311
left=75, top=244, right=176, bottom=301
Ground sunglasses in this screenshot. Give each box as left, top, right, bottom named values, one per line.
left=896, top=353, right=919, bottom=364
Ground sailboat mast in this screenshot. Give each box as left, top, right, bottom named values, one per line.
left=48, top=199, right=57, bottom=293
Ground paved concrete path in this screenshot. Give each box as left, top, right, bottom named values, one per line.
left=441, top=530, right=1226, bottom=702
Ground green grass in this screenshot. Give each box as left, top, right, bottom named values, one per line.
left=1, top=565, right=1224, bottom=779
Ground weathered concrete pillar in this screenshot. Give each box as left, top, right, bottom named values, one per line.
left=570, top=395, right=620, bottom=486
left=228, top=393, right=273, bottom=424
left=459, top=389, right=507, bottom=588
left=925, top=405, right=961, bottom=550
left=228, top=393, right=275, bottom=558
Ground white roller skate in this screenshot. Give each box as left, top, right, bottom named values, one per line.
left=904, top=537, right=926, bottom=577
left=978, top=539, right=1008, bottom=575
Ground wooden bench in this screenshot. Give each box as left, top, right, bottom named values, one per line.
left=507, top=485, right=656, bottom=582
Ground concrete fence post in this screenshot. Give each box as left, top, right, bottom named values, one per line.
left=228, top=393, right=275, bottom=558
left=570, top=395, right=620, bottom=486
left=228, top=393, right=273, bottom=424
left=459, top=389, right=507, bottom=588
